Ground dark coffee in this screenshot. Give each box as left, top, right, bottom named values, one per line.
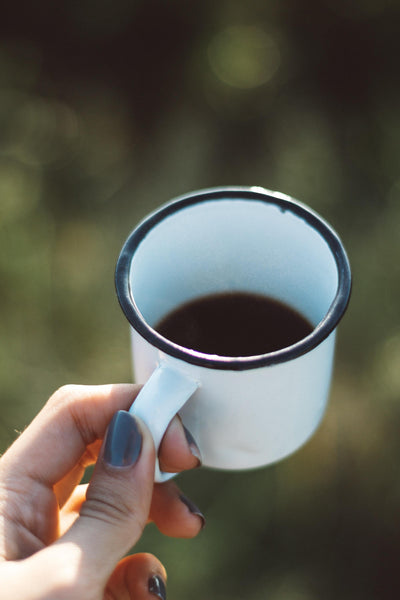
left=155, top=291, right=313, bottom=357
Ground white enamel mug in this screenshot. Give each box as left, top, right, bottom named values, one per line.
left=115, top=187, right=351, bottom=482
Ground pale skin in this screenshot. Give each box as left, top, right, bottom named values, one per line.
left=0, top=384, right=203, bottom=599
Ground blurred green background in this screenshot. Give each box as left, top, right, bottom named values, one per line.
left=1, top=1, right=399, bottom=598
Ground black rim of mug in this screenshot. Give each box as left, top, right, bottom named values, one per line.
left=115, top=186, right=352, bottom=371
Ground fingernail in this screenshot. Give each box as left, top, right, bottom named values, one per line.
left=103, top=411, right=142, bottom=468
left=148, top=574, right=167, bottom=600
left=183, top=425, right=202, bottom=466
left=179, top=493, right=206, bottom=530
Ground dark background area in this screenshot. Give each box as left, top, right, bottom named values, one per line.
left=1, top=1, right=400, bottom=598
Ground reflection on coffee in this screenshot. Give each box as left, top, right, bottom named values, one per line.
left=155, top=291, right=313, bottom=357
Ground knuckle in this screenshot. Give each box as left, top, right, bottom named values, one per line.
left=82, top=479, right=147, bottom=531
left=46, top=385, right=95, bottom=446
left=47, top=384, right=81, bottom=410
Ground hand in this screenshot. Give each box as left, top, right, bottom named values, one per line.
left=0, top=384, right=204, bottom=599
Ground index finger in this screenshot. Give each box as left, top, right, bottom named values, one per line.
left=1, top=384, right=139, bottom=486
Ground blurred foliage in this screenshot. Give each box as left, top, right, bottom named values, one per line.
left=1, top=0, right=400, bottom=598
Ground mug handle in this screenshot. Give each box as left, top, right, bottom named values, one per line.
left=129, top=363, right=200, bottom=482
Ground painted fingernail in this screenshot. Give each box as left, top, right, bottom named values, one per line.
left=179, top=493, right=206, bottom=529
left=103, top=411, right=142, bottom=468
left=183, top=425, right=202, bottom=466
left=148, top=574, right=167, bottom=600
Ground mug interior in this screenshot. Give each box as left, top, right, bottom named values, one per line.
left=130, top=200, right=336, bottom=329
left=116, top=188, right=351, bottom=368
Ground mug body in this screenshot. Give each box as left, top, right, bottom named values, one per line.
left=116, top=187, right=351, bottom=471
left=131, top=328, right=336, bottom=470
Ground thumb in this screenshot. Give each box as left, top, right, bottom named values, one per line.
left=58, top=410, right=156, bottom=588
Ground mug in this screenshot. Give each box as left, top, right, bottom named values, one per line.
left=115, top=186, right=351, bottom=481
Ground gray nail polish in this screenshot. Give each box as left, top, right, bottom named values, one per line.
left=183, top=425, right=202, bottom=465
left=148, top=574, right=167, bottom=600
left=179, top=493, right=206, bottom=529
left=103, top=411, right=142, bottom=468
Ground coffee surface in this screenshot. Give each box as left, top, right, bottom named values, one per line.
left=155, top=292, right=313, bottom=357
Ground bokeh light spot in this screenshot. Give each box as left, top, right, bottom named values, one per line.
left=208, top=26, right=280, bottom=89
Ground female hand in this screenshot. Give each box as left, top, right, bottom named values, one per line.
left=0, top=384, right=204, bottom=599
